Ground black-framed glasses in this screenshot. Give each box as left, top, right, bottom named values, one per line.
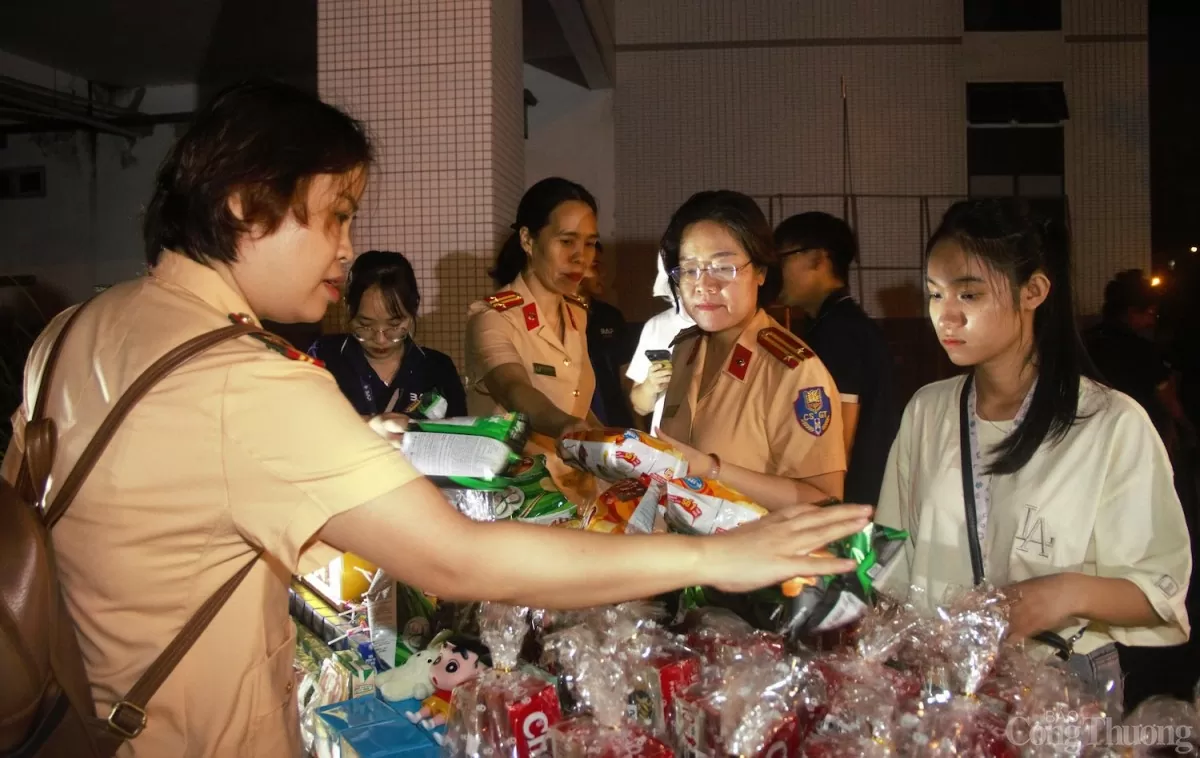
left=351, top=321, right=411, bottom=343
left=669, top=260, right=753, bottom=285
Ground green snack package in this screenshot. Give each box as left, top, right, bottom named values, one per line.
left=404, top=391, right=448, bottom=420
left=438, top=454, right=576, bottom=523
left=408, top=412, right=530, bottom=450
left=674, top=522, right=908, bottom=639
left=780, top=522, right=908, bottom=637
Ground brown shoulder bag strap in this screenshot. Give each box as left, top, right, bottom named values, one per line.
left=16, top=302, right=93, bottom=504
left=31, top=320, right=273, bottom=746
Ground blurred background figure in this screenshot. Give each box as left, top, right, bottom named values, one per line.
left=775, top=211, right=899, bottom=506
left=627, top=253, right=694, bottom=431
left=581, top=242, right=636, bottom=428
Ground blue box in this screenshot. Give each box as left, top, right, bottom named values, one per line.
left=314, top=696, right=399, bottom=758
left=374, top=695, right=447, bottom=746
left=340, top=720, right=440, bottom=757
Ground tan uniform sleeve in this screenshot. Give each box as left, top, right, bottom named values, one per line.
left=1093, top=401, right=1191, bottom=646
left=465, top=307, right=523, bottom=379
left=221, top=356, right=421, bottom=574
left=873, top=397, right=916, bottom=599
left=765, top=357, right=847, bottom=480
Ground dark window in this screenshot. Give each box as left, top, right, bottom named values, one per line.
left=964, top=0, right=1062, bottom=32
left=967, top=81, right=1066, bottom=228
left=0, top=166, right=46, bottom=199
left=968, top=83, right=1068, bottom=125
left=967, top=127, right=1064, bottom=175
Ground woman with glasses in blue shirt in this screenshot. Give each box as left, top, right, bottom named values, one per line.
left=310, top=250, right=467, bottom=419
left=654, top=191, right=848, bottom=510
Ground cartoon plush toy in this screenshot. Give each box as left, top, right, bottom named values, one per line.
left=404, top=635, right=492, bottom=729
left=376, top=648, right=439, bottom=702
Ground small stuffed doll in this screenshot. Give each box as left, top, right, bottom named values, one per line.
left=376, top=648, right=439, bottom=702
left=404, top=635, right=492, bottom=728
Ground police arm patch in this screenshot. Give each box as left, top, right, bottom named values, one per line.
left=795, top=386, right=832, bottom=436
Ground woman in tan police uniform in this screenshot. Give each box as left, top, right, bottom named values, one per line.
left=0, top=84, right=878, bottom=758
left=654, top=191, right=848, bottom=511
left=1, top=84, right=877, bottom=756
left=464, top=177, right=601, bottom=498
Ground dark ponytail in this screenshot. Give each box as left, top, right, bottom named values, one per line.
left=490, top=177, right=597, bottom=287
left=926, top=198, right=1098, bottom=475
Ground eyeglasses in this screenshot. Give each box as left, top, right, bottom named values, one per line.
left=351, top=322, right=410, bottom=343
left=669, top=261, right=753, bottom=285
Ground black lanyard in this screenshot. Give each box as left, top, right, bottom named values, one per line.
left=958, top=374, right=1084, bottom=661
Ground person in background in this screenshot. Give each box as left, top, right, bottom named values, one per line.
left=1084, top=269, right=1191, bottom=454
left=774, top=212, right=899, bottom=506
left=875, top=199, right=1190, bottom=700
left=1, top=82, right=874, bottom=755
left=655, top=190, right=848, bottom=510
left=310, top=250, right=466, bottom=419
left=581, top=242, right=636, bottom=428
left=627, top=253, right=695, bottom=431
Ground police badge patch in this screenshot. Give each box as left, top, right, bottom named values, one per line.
left=795, top=386, right=832, bottom=436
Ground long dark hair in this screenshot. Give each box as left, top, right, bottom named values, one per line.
left=661, top=190, right=782, bottom=306
left=490, top=177, right=597, bottom=287
left=346, top=250, right=420, bottom=319
left=926, top=198, right=1097, bottom=475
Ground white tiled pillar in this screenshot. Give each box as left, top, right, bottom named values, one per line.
left=317, top=0, right=525, bottom=368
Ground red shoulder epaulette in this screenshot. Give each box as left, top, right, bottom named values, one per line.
left=563, top=293, right=589, bottom=311
left=756, top=327, right=813, bottom=369
left=669, top=326, right=702, bottom=348
left=228, top=313, right=325, bottom=368
left=485, top=291, right=524, bottom=312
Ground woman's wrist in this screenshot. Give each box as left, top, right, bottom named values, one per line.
left=705, top=453, right=722, bottom=480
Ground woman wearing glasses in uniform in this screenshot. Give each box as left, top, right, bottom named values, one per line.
left=310, top=250, right=467, bottom=419
left=655, top=191, right=849, bottom=510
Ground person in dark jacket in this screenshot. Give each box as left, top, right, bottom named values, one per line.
left=310, top=250, right=466, bottom=418
left=581, top=242, right=635, bottom=427
left=775, top=211, right=899, bottom=506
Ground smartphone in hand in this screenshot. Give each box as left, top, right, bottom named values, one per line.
left=645, top=349, right=671, bottom=363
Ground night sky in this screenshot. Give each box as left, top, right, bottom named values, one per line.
left=1150, top=1, right=1200, bottom=271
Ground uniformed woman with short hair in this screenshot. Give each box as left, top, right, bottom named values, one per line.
left=654, top=190, right=848, bottom=510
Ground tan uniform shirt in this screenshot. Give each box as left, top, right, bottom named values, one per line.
left=875, top=375, right=1191, bottom=655
left=464, top=273, right=596, bottom=500
left=660, top=309, right=847, bottom=481
left=5, top=253, right=420, bottom=757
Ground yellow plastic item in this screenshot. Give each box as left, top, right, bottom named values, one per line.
left=302, top=552, right=379, bottom=607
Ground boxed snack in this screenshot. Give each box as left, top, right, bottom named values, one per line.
left=339, top=718, right=440, bottom=757
left=314, top=696, right=398, bottom=758
left=558, top=428, right=688, bottom=484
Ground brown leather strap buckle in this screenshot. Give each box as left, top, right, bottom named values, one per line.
left=106, top=700, right=148, bottom=739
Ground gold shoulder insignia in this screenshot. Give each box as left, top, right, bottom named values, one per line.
left=485, top=291, right=524, bottom=313
left=669, top=325, right=702, bottom=348
left=563, top=293, right=589, bottom=311
left=756, top=327, right=814, bottom=369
